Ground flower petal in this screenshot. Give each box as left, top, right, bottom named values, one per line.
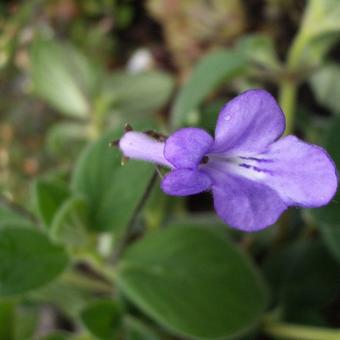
left=210, top=172, right=287, bottom=232
left=255, top=135, right=338, bottom=207
left=164, top=128, right=213, bottom=168
left=161, top=169, right=212, bottom=196
left=119, top=131, right=173, bottom=167
left=212, top=89, right=285, bottom=155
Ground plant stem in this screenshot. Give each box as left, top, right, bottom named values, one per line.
left=263, top=320, right=340, bottom=340
left=112, top=171, right=158, bottom=261
left=62, top=270, right=113, bottom=294
left=89, top=96, right=111, bottom=139
left=287, top=31, right=309, bottom=70
left=278, top=29, right=309, bottom=135
left=279, top=80, right=297, bottom=135
left=78, top=254, right=116, bottom=283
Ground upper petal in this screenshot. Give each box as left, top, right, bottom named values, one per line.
left=212, top=89, right=285, bottom=155
left=161, top=168, right=212, bottom=196
left=164, top=128, right=213, bottom=169
left=209, top=171, right=287, bottom=232
left=119, top=131, right=173, bottom=168
left=255, top=135, right=338, bottom=207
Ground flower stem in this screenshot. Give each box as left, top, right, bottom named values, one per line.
left=263, top=320, right=340, bottom=340
left=112, top=171, right=158, bottom=261
left=279, top=28, right=309, bottom=135
left=279, top=80, right=297, bottom=135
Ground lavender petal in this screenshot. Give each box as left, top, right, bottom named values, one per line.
left=164, top=128, right=213, bottom=169
left=256, top=135, right=338, bottom=207
left=161, top=168, right=212, bottom=196
left=119, top=131, right=173, bottom=168
left=211, top=172, right=287, bottom=232
left=212, top=89, right=285, bottom=155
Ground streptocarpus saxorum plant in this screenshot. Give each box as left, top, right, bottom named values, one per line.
left=117, top=89, right=338, bottom=231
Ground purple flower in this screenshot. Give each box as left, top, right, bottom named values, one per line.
left=119, top=89, right=337, bottom=232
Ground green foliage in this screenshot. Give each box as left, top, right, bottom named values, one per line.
left=0, top=204, right=34, bottom=229
left=302, top=0, right=340, bottom=38
left=0, top=227, right=69, bottom=296
left=80, top=300, right=123, bottom=339
left=72, top=131, right=154, bottom=232
left=0, top=301, right=14, bottom=340
left=30, top=39, right=96, bottom=118
left=103, top=71, right=174, bottom=116
left=306, top=118, right=340, bottom=263
left=14, top=305, right=38, bottom=340
left=309, top=63, right=340, bottom=115
left=290, top=0, right=340, bottom=68
left=39, top=332, right=72, bottom=340
left=125, top=317, right=162, bottom=340
left=32, top=177, right=70, bottom=228
left=3, top=1, right=340, bottom=338
left=0, top=302, right=37, bottom=340
left=46, top=122, right=90, bottom=157
left=30, top=280, right=93, bottom=319
left=116, top=224, right=267, bottom=339
left=236, top=34, right=281, bottom=70
left=264, top=240, right=340, bottom=324
left=50, top=195, right=89, bottom=247
left=171, top=50, right=246, bottom=127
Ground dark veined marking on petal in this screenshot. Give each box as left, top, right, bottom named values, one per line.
left=239, top=163, right=272, bottom=175
left=239, top=156, right=274, bottom=163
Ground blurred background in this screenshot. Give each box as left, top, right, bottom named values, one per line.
left=1, top=0, right=340, bottom=339
left=1, top=0, right=338, bottom=205
left=0, top=0, right=305, bottom=203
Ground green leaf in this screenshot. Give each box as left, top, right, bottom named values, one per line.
left=30, top=279, right=92, bottom=318
left=263, top=240, right=340, bottom=324
left=302, top=0, right=340, bottom=39
left=0, top=228, right=69, bottom=296
left=0, top=204, right=33, bottom=229
left=72, top=131, right=154, bottom=232
left=103, top=71, right=174, bottom=115
left=80, top=300, right=123, bottom=339
left=39, top=332, right=72, bottom=340
left=125, top=317, right=162, bottom=340
left=236, top=34, right=281, bottom=69
left=30, top=39, right=95, bottom=118
left=305, top=118, right=340, bottom=262
left=309, top=63, right=340, bottom=115
left=47, top=122, right=89, bottom=156
left=301, top=34, right=339, bottom=68
left=32, top=177, right=70, bottom=228
left=0, top=300, right=14, bottom=340
left=306, top=189, right=340, bottom=264
left=199, top=99, right=225, bottom=132
left=50, top=195, right=89, bottom=247
left=293, top=0, right=340, bottom=67
left=14, top=305, right=38, bottom=340
left=171, top=49, right=246, bottom=127
left=116, top=224, right=267, bottom=339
